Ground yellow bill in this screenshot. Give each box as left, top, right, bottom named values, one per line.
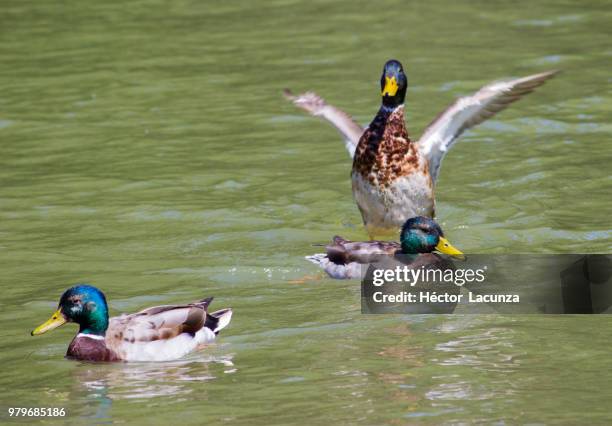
left=382, top=76, right=399, bottom=97
left=435, top=237, right=464, bottom=258
left=31, top=309, right=66, bottom=336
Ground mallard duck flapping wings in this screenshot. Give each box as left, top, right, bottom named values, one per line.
left=285, top=61, right=557, bottom=237
left=306, top=216, right=463, bottom=279
left=31, top=285, right=232, bottom=362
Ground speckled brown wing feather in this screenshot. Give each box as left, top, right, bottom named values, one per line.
left=326, top=236, right=400, bottom=265
left=107, top=298, right=213, bottom=344
left=283, top=89, right=364, bottom=157
left=418, top=70, right=558, bottom=183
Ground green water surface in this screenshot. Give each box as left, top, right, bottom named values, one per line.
left=1, top=0, right=611, bottom=424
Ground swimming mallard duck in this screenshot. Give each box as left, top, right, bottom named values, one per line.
left=31, top=285, right=232, bottom=362
left=306, top=216, right=463, bottom=279
left=285, top=60, right=557, bottom=237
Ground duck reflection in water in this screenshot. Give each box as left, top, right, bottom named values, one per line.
left=69, top=354, right=235, bottom=420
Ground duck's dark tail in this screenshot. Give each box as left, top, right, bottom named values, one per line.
left=204, top=308, right=233, bottom=335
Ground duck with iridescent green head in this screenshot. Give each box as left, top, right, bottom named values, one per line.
left=306, top=216, right=463, bottom=279
left=31, top=285, right=232, bottom=362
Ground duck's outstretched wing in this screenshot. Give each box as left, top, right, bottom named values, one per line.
left=417, top=70, right=558, bottom=183
left=283, top=89, right=364, bottom=157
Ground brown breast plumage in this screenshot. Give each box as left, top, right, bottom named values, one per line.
left=66, top=335, right=122, bottom=362
left=353, top=106, right=426, bottom=187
